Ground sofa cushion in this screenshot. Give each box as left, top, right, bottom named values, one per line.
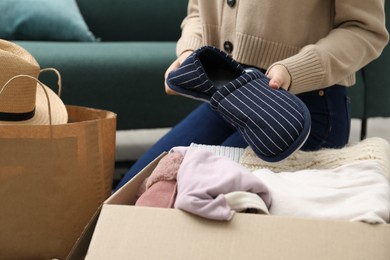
left=0, top=0, right=95, bottom=41
left=17, top=41, right=201, bottom=130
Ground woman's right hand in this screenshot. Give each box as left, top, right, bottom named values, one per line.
left=164, top=50, right=193, bottom=95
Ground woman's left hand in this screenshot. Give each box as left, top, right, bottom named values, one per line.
left=266, top=64, right=291, bottom=91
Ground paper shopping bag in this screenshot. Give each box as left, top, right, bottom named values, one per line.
left=0, top=105, right=116, bottom=260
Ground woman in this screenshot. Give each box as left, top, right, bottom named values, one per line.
left=116, top=0, right=388, bottom=189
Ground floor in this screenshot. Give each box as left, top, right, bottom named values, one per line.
left=348, top=117, right=390, bottom=143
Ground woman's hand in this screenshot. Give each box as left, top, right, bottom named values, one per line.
left=164, top=50, right=193, bottom=95
left=266, top=64, right=291, bottom=91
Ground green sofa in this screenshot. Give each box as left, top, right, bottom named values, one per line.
left=11, top=0, right=390, bottom=150
left=16, top=0, right=200, bottom=132
left=347, top=2, right=390, bottom=140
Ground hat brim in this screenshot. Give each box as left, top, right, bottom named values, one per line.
left=0, top=83, right=68, bottom=125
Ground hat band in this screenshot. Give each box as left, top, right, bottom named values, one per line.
left=0, top=108, right=35, bottom=121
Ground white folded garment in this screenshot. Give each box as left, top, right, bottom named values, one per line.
left=252, top=160, right=390, bottom=224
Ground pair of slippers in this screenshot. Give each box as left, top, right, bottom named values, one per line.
left=166, top=46, right=311, bottom=162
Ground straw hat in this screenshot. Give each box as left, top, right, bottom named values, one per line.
left=0, top=40, right=68, bottom=125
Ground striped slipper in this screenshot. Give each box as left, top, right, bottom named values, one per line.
left=166, top=46, right=263, bottom=102
left=210, top=72, right=311, bottom=162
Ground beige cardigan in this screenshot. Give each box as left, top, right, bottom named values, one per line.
left=176, top=0, right=389, bottom=94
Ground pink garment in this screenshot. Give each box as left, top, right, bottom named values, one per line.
left=173, top=147, right=271, bottom=220
left=135, top=152, right=184, bottom=208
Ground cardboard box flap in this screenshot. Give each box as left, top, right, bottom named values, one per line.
left=67, top=153, right=167, bottom=259
left=105, top=152, right=167, bottom=205
left=85, top=205, right=390, bottom=260
left=66, top=206, right=103, bottom=260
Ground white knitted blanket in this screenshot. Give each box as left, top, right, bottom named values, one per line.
left=239, top=137, right=390, bottom=183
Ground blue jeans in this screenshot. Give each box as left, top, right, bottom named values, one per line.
left=115, top=85, right=351, bottom=190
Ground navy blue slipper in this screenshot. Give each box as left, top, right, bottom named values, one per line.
left=166, top=46, right=263, bottom=102
left=210, top=73, right=311, bottom=162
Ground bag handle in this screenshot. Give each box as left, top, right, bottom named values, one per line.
left=40, top=68, right=62, bottom=97
left=0, top=68, right=63, bottom=125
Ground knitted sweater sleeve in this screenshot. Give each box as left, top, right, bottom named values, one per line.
left=271, top=0, right=389, bottom=94
left=176, top=0, right=203, bottom=57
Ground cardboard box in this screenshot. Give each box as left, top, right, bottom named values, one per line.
left=69, top=153, right=390, bottom=260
